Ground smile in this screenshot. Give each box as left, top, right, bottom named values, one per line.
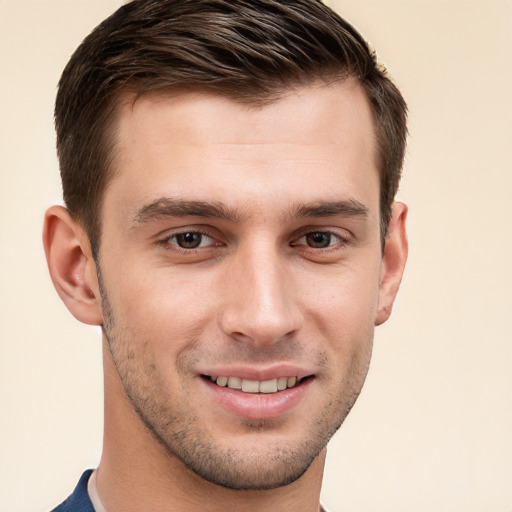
left=201, top=371, right=314, bottom=419
left=206, top=375, right=300, bottom=394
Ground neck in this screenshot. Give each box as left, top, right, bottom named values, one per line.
left=97, top=341, right=326, bottom=512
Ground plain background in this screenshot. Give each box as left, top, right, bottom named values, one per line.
left=0, top=1, right=511, bottom=510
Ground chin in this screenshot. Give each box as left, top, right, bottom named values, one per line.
left=148, top=412, right=341, bottom=491
left=177, top=442, right=322, bottom=491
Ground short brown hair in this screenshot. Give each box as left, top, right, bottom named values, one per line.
left=55, top=0, right=407, bottom=253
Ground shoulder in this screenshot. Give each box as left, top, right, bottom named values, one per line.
left=50, top=470, right=95, bottom=512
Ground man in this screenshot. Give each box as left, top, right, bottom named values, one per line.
left=43, top=0, right=408, bottom=510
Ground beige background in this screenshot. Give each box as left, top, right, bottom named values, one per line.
left=1, top=1, right=511, bottom=510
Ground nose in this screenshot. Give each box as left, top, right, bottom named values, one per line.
left=219, top=245, right=303, bottom=346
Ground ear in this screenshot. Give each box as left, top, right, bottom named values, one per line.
left=375, top=202, right=408, bottom=326
left=43, top=205, right=103, bottom=325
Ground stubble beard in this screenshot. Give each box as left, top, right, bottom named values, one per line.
left=99, top=277, right=371, bottom=491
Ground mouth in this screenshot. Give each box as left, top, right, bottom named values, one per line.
left=199, top=367, right=315, bottom=419
left=201, top=374, right=312, bottom=394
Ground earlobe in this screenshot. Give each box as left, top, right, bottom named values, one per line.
left=43, top=205, right=103, bottom=326
left=375, top=202, right=408, bottom=326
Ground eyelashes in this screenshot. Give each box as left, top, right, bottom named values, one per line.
left=157, top=228, right=351, bottom=256
left=166, top=231, right=217, bottom=249
left=291, top=231, right=346, bottom=249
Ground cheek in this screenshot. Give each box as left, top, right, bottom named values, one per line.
left=103, top=263, right=219, bottom=350
left=301, top=260, right=382, bottom=339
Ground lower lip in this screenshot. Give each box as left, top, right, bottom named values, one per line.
left=202, top=377, right=313, bottom=420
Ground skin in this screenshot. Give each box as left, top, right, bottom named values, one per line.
left=44, top=79, right=408, bottom=512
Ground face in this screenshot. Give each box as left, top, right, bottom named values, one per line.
left=98, top=81, right=385, bottom=490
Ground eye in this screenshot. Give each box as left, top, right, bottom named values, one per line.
left=167, top=231, right=215, bottom=249
left=301, top=231, right=341, bottom=248
left=305, top=232, right=336, bottom=248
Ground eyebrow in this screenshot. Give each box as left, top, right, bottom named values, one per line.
left=290, top=199, right=369, bottom=219
left=132, top=197, right=369, bottom=226
left=133, top=198, right=241, bottom=225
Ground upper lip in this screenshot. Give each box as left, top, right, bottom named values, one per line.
left=198, top=364, right=314, bottom=381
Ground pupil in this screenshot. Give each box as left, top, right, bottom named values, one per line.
left=177, top=232, right=201, bottom=248
left=306, top=232, right=330, bottom=248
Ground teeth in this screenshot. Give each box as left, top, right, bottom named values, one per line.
left=277, top=376, right=288, bottom=390
left=216, top=376, right=228, bottom=387
left=211, top=375, right=300, bottom=394
left=227, top=376, right=242, bottom=389
left=259, top=379, right=278, bottom=394
left=241, top=379, right=259, bottom=393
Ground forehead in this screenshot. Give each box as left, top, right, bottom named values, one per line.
left=107, top=80, right=379, bottom=221
left=115, top=80, right=375, bottom=153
